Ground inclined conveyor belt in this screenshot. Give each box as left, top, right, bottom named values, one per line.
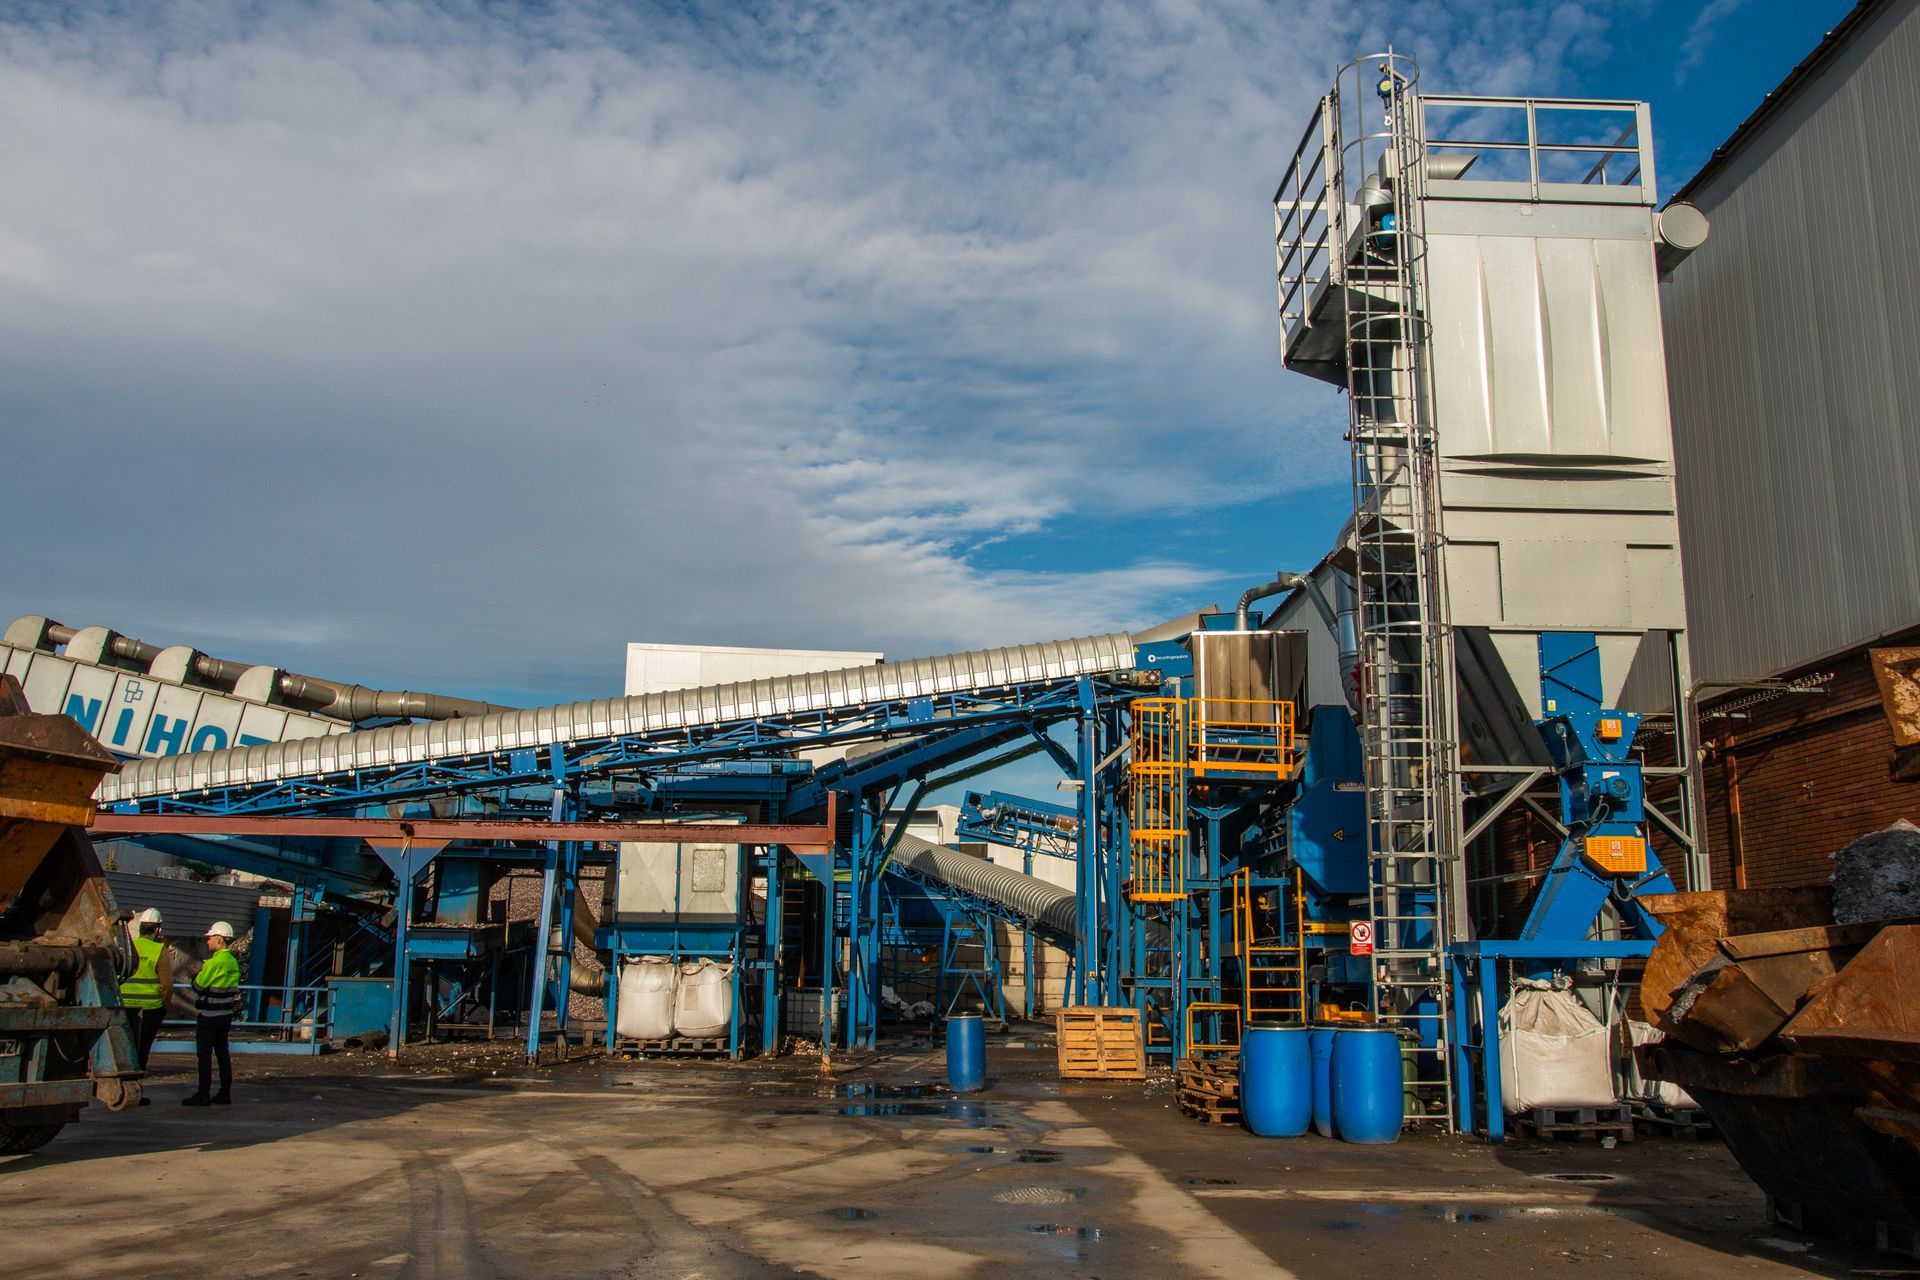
left=99, top=633, right=1136, bottom=803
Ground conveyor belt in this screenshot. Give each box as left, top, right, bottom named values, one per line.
left=100, top=633, right=1136, bottom=803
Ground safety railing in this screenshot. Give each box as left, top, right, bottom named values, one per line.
left=159, top=980, right=333, bottom=1047
left=1273, top=95, right=1335, bottom=340
left=1418, top=95, right=1652, bottom=203
left=1184, top=1000, right=1242, bottom=1057
left=1189, top=698, right=1296, bottom=779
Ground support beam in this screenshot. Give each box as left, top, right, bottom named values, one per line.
left=92, top=806, right=837, bottom=852
left=1461, top=770, right=1548, bottom=848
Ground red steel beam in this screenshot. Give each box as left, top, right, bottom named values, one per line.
left=91, top=807, right=836, bottom=853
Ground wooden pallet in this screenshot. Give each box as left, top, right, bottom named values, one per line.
left=1513, top=1103, right=1634, bottom=1142
left=1631, top=1100, right=1716, bottom=1140
left=1180, top=1095, right=1243, bottom=1125
left=1055, top=1006, right=1146, bottom=1080
left=617, top=1036, right=730, bottom=1059
left=1176, top=1053, right=1241, bottom=1125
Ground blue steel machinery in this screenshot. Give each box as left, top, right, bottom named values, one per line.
left=86, top=635, right=1152, bottom=1059
left=37, top=52, right=1712, bottom=1138
left=1264, top=52, right=1711, bottom=1131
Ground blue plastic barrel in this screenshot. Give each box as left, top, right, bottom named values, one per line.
left=1240, top=1024, right=1311, bottom=1137
left=1331, top=1027, right=1404, bottom=1144
left=1309, top=1025, right=1339, bottom=1138
left=946, top=1014, right=985, bottom=1093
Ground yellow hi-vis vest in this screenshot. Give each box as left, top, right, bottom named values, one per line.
left=123, top=935, right=165, bottom=1010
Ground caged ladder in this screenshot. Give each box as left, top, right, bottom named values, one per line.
left=1276, top=51, right=1460, bottom=1116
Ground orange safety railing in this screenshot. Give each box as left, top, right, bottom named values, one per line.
left=1189, top=698, right=1297, bottom=780
left=1235, top=866, right=1307, bottom=1024
left=1184, top=1001, right=1243, bottom=1057
left=1127, top=698, right=1188, bottom=902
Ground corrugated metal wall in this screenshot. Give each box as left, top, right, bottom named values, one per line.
left=105, top=872, right=263, bottom=949
left=1662, top=0, right=1920, bottom=682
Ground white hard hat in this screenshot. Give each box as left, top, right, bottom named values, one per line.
left=137, top=908, right=163, bottom=926
left=205, top=921, right=235, bottom=939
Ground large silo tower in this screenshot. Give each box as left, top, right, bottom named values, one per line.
left=1273, top=54, right=1708, bottom=1101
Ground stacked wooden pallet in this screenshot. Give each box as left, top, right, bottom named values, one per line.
left=1176, top=1053, right=1240, bottom=1125
left=1513, top=1103, right=1635, bottom=1142
left=1632, top=1100, right=1716, bottom=1140
left=619, top=1036, right=730, bottom=1059
left=1055, top=1006, right=1146, bottom=1080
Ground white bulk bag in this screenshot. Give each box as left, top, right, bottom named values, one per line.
left=673, top=960, right=734, bottom=1039
left=1623, top=1019, right=1696, bottom=1107
left=1499, top=976, right=1617, bottom=1111
left=615, top=956, right=677, bottom=1041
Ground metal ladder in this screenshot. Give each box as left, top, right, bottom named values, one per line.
left=1335, top=54, right=1455, bottom=1110
left=1126, top=697, right=1188, bottom=903
left=1235, top=867, right=1306, bottom=1024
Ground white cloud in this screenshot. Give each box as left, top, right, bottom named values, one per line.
left=0, top=1, right=1625, bottom=701
left=1678, top=0, right=1752, bottom=82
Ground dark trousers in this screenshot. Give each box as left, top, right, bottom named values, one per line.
left=130, top=1006, right=166, bottom=1071
left=195, top=1015, right=232, bottom=1097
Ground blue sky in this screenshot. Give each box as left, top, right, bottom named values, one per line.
left=0, top=0, right=1856, bottom=719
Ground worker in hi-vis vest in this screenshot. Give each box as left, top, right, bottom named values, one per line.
left=122, top=908, right=175, bottom=1093
left=183, top=921, right=242, bottom=1107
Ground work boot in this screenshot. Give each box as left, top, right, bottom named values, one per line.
left=181, top=1094, right=210, bottom=1107
left=212, top=1090, right=231, bottom=1106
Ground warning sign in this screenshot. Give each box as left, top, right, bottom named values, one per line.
left=1348, top=920, right=1375, bottom=957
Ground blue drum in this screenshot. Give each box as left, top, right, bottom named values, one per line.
left=1240, top=1024, right=1311, bottom=1138
left=1309, top=1025, right=1339, bottom=1138
left=946, top=1014, right=985, bottom=1093
left=1331, top=1027, right=1404, bottom=1144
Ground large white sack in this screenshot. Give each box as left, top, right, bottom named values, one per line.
left=1623, top=1019, right=1696, bottom=1108
left=1499, top=976, right=1617, bottom=1111
left=673, top=960, right=734, bottom=1039
left=615, top=957, right=676, bottom=1041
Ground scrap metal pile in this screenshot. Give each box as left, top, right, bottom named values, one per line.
left=1639, top=824, right=1920, bottom=1254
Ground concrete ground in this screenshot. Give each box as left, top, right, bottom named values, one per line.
left=0, top=1040, right=1891, bottom=1280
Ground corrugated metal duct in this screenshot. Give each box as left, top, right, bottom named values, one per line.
left=100, top=633, right=1137, bottom=804
left=889, top=833, right=1080, bottom=941
left=889, top=832, right=1169, bottom=949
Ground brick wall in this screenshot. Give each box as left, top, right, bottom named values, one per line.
left=1697, top=631, right=1920, bottom=890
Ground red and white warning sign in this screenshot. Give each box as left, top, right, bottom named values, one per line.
left=1348, top=920, right=1375, bottom=957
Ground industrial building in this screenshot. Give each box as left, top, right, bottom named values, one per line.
left=3, top=13, right=1918, bottom=1277
left=1659, top=0, right=1920, bottom=890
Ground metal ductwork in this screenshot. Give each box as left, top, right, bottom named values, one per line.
left=889, top=832, right=1170, bottom=949
left=1237, top=571, right=1337, bottom=632
left=890, top=833, right=1079, bottom=941
left=101, top=632, right=1138, bottom=803
left=1655, top=201, right=1710, bottom=279
left=26, top=618, right=507, bottom=723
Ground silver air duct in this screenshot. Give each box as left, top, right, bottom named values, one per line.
left=28, top=619, right=507, bottom=723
